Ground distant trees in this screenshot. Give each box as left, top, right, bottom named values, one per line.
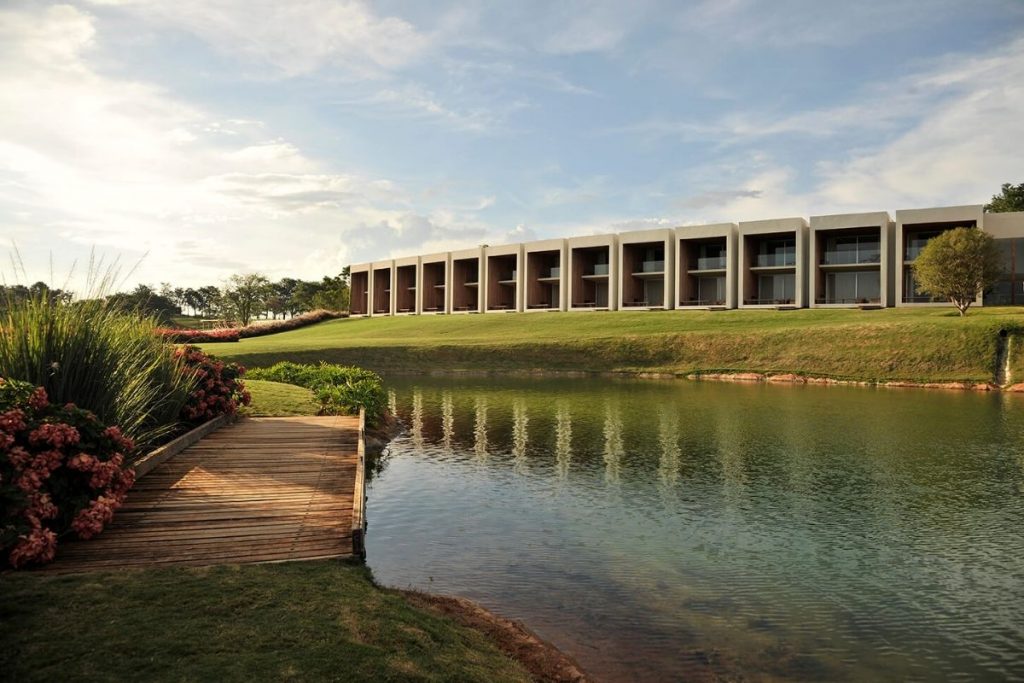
left=221, top=274, right=271, bottom=327
left=106, top=284, right=181, bottom=323
left=912, top=227, right=1003, bottom=317
left=984, top=182, right=1024, bottom=213
left=83, top=270, right=350, bottom=327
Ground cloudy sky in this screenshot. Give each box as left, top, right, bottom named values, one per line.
left=2, top=1, right=1023, bottom=289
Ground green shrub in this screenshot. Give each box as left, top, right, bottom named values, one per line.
left=0, top=290, right=193, bottom=452
left=246, top=362, right=386, bottom=424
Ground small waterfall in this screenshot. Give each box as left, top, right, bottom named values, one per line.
left=994, top=330, right=1012, bottom=387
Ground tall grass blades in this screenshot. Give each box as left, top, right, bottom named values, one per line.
left=0, top=290, right=194, bottom=453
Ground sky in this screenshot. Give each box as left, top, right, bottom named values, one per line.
left=2, top=0, right=1023, bottom=290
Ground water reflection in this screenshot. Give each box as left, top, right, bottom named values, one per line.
left=656, top=409, right=680, bottom=498
left=555, top=402, right=572, bottom=483
left=512, top=399, right=528, bottom=474
left=410, top=389, right=424, bottom=453
left=441, top=391, right=454, bottom=455
left=367, top=377, right=1024, bottom=683
left=602, top=401, right=623, bottom=487
left=473, top=395, right=488, bottom=461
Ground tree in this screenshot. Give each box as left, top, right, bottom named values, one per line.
left=106, top=284, right=181, bottom=323
left=984, top=182, right=1024, bottom=213
left=221, top=273, right=270, bottom=326
left=912, top=227, right=1003, bottom=316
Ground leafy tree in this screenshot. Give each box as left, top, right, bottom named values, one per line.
left=106, top=284, right=180, bottom=323
left=197, top=286, right=221, bottom=317
left=221, top=273, right=270, bottom=326
left=984, top=182, right=1024, bottom=213
left=912, top=227, right=1003, bottom=316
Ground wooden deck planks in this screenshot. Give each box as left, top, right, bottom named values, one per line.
left=45, top=415, right=363, bottom=572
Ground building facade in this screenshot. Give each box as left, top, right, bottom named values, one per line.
left=349, top=205, right=1024, bottom=315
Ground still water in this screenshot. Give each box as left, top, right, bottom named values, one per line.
left=364, top=377, right=1024, bottom=682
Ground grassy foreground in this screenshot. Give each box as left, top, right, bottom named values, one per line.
left=203, top=307, right=1024, bottom=383
left=242, top=378, right=317, bottom=416
left=0, top=561, right=529, bottom=683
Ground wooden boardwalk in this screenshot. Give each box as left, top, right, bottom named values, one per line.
left=47, top=415, right=365, bottom=572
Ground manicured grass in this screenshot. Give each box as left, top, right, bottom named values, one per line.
left=204, top=307, right=1024, bottom=383
left=0, top=561, right=530, bottom=683
left=244, top=378, right=317, bottom=416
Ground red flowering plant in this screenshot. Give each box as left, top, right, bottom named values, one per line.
left=175, top=346, right=251, bottom=423
left=156, top=328, right=240, bottom=343
left=0, top=378, right=136, bottom=568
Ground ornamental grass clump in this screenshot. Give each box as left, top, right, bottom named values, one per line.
left=0, top=289, right=194, bottom=452
left=246, top=361, right=386, bottom=424
left=0, top=379, right=136, bottom=568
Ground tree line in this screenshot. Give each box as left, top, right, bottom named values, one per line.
left=2, top=270, right=350, bottom=327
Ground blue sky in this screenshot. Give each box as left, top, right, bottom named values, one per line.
left=2, top=0, right=1023, bottom=289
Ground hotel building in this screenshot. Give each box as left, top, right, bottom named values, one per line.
left=350, top=205, right=1024, bottom=315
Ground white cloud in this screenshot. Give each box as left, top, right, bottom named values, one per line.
left=84, top=0, right=432, bottom=77
left=0, top=4, right=488, bottom=288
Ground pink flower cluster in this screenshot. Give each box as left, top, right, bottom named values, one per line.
left=176, top=346, right=251, bottom=424
left=1, top=381, right=137, bottom=568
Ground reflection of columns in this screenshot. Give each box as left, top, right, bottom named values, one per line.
left=411, top=389, right=424, bottom=453
left=388, top=389, right=397, bottom=416
left=512, top=399, right=529, bottom=473
left=441, top=391, right=454, bottom=455
left=603, top=401, right=623, bottom=486
left=555, top=403, right=572, bottom=481
left=658, top=410, right=680, bottom=494
left=474, top=395, right=489, bottom=461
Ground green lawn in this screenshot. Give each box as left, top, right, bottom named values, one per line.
left=0, top=561, right=529, bottom=683
left=202, top=307, right=1024, bottom=383
left=243, top=379, right=317, bottom=416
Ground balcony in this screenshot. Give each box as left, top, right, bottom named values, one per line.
left=637, top=260, right=664, bottom=273
left=755, top=253, right=796, bottom=267
left=587, top=263, right=610, bottom=276
left=822, top=250, right=880, bottom=265
left=543, top=267, right=561, bottom=279
left=693, top=256, right=727, bottom=270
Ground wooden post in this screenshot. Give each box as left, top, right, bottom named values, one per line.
left=351, top=407, right=367, bottom=559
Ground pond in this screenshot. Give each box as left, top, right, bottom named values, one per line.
left=364, top=377, right=1024, bottom=682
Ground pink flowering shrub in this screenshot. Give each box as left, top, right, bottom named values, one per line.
left=0, top=378, right=136, bottom=568
left=176, top=346, right=250, bottom=423
left=156, top=327, right=240, bottom=343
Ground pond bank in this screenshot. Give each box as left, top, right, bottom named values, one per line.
left=382, top=366, right=1024, bottom=393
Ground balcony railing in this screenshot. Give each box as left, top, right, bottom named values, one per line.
left=816, top=297, right=881, bottom=304
left=745, top=297, right=795, bottom=305
left=545, top=267, right=561, bottom=278
left=588, top=263, right=609, bottom=276
left=638, top=260, right=664, bottom=273
left=904, top=245, right=928, bottom=261
left=681, top=298, right=726, bottom=306
left=755, top=253, right=796, bottom=267
left=694, top=256, right=727, bottom=270
left=822, top=250, right=880, bottom=265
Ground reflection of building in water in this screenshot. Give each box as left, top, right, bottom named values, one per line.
left=388, top=389, right=397, bottom=416
left=555, top=403, right=572, bottom=481
left=441, top=392, right=454, bottom=454
left=411, top=389, right=424, bottom=453
left=603, top=401, right=623, bottom=486
left=474, top=395, right=489, bottom=460
left=512, top=399, right=529, bottom=472
left=712, top=405, right=748, bottom=508
left=657, top=410, right=680, bottom=494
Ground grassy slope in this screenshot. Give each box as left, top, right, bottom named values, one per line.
left=203, top=307, right=1024, bottom=383
left=0, top=561, right=529, bottom=683
left=243, top=379, right=317, bottom=416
